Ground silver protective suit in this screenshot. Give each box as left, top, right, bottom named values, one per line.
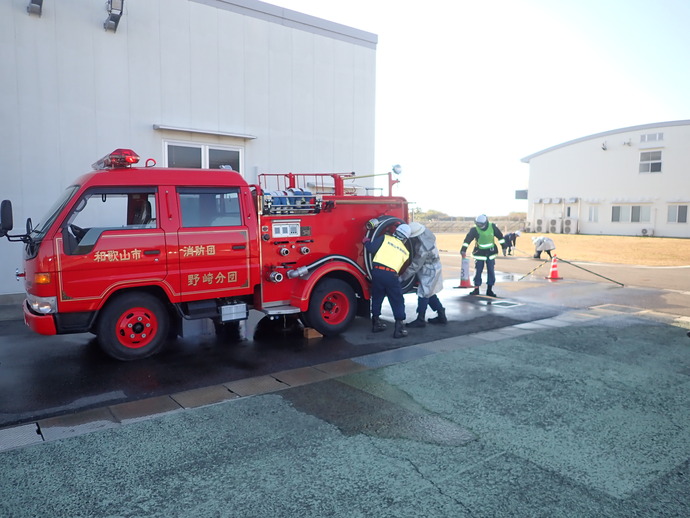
left=401, top=227, right=444, bottom=298
left=533, top=236, right=556, bottom=252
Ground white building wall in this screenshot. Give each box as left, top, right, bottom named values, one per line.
left=523, top=121, right=690, bottom=238
left=0, top=0, right=377, bottom=296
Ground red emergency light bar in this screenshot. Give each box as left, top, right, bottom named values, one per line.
left=92, top=149, right=140, bottom=170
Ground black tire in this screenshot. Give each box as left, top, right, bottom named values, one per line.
left=96, top=292, right=170, bottom=361
left=305, top=278, right=357, bottom=337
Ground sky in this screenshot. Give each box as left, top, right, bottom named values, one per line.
left=275, top=0, right=690, bottom=218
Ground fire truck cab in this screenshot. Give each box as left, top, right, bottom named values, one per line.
left=0, top=149, right=409, bottom=360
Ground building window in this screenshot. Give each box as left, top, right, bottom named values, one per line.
left=168, top=145, right=202, bottom=168
left=639, top=151, right=662, bottom=173
left=640, top=132, right=663, bottom=143
left=588, top=206, right=598, bottom=223
left=165, top=142, right=242, bottom=172
left=631, top=205, right=651, bottom=222
left=668, top=205, right=688, bottom=223
left=612, top=205, right=651, bottom=223
left=612, top=206, right=626, bottom=222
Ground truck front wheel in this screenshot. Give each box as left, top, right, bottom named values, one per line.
left=305, top=278, right=356, bottom=337
left=96, top=292, right=170, bottom=361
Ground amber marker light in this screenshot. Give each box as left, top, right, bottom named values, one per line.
left=34, top=273, right=52, bottom=284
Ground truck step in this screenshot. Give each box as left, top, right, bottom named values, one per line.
left=262, top=305, right=301, bottom=316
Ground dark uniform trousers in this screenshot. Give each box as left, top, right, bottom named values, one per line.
left=371, top=267, right=406, bottom=321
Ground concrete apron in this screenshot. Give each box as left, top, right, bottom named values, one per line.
left=0, top=277, right=689, bottom=516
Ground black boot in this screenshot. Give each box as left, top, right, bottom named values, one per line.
left=372, top=316, right=386, bottom=333
left=393, top=319, right=408, bottom=338
left=470, top=287, right=480, bottom=295
left=428, top=307, right=447, bottom=324
left=486, top=287, right=497, bottom=297
left=406, top=310, right=426, bottom=328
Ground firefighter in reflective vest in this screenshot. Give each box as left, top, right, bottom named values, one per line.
left=364, top=223, right=411, bottom=338
left=461, top=214, right=505, bottom=297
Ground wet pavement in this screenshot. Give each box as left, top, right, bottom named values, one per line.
left=1, top=256, right=689, bottom=517
left=0, top=278, right=562, bottom=429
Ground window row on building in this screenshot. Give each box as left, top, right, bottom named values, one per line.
left=586, top=204, right=688, bottom=224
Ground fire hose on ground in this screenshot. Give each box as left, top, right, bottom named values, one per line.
left=516, top=254, right=624, bottom=286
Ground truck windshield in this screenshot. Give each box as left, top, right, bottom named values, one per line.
left=33, top=185, right=80, bottom=239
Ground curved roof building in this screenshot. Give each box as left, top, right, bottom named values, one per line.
left=521, top=120, right=690, bottom=238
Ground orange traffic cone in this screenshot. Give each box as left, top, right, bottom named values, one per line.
left=458, top=276, right=473, bottom=288
left=456, top=257, right=473, bottom=288
left=545, top=254, right=563, bottom=281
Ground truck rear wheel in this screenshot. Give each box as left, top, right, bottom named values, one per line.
left=96, top=292, right=170, bottom=361
left=305, top=278, right=356, bottom=337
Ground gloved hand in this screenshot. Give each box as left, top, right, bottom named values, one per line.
left=461, top=251, right=466, bottom=258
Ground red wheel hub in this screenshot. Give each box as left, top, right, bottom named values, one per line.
left=320, top=291, right=350, bottom=325
left=115, top=307, right=158, bottom=349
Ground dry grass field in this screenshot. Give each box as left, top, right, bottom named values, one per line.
left=435, top=233, right=690, bottom=267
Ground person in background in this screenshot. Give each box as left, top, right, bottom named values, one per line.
left=363, top=223, right=411, bottom=338
left=532, top=235, right=556, bottom=259
left=401, top=222, right=447, bottom=327
left=502, top=230, right=521, bottom=256
left=461, top=214, right=505, bottom=297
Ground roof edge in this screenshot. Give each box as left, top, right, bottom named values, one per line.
left=191, top=0, right=378, bottom=48
left=521, top=119, right=690, bottom=163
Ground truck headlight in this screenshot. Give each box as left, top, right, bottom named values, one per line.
left=27, top=295, right=57, bottom=314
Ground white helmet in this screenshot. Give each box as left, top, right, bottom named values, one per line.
left=516, top=230, right=522, bottom=237
left=394, top=223, right=411, bottom=240
left=475, top=214, right=489, bottom=230
left=409, top=221, right=425, bottom=238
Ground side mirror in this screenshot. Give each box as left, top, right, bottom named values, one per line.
left=0, top=200, right=13, bottom=237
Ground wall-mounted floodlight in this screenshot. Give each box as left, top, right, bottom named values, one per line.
left=27, top=0, right=43, bottom=16
left=104, top=0, right=124, bottom=32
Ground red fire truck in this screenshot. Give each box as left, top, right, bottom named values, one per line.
left=0, top=149, right=410, bottom=360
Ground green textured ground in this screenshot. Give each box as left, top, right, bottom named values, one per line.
left=1, top=312, right=688, bottom=517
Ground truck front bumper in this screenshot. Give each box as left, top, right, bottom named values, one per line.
left=23, top=300, right=57, bottom=335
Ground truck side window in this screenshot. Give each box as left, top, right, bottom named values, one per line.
left=178, top=188, right=241, bottom=228
left=63, top=190, right=157, bottom=255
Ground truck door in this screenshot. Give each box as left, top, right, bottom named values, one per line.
left=175, top=187, right=251, bottom=300
left=57, top=188, right=168, bottom=311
